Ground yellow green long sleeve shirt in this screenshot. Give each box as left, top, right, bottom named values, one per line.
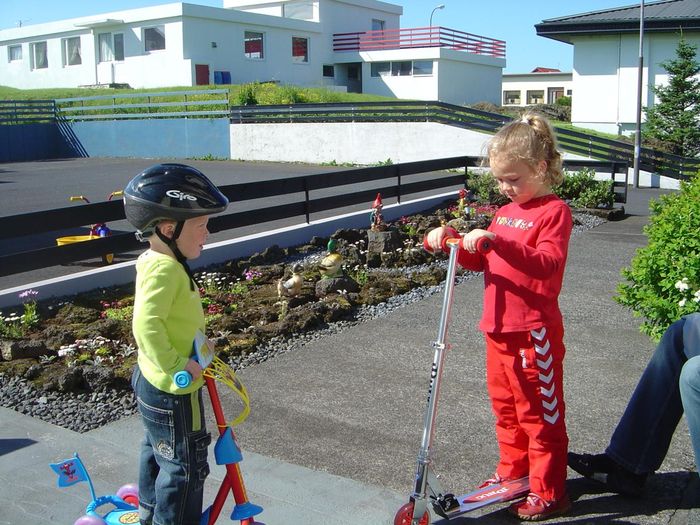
left=132, top=249, right=205, bottom=395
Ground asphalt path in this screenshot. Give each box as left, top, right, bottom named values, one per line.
left=0, top=158, right=460, bottom=290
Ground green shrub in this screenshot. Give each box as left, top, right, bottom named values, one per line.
left=554, top=168, right=613, bottom=209
left=615, top=173, right=700, bottom=341
left=465, top=170, right=509, bottom=206
left=235, top=83, right=258, bottom=105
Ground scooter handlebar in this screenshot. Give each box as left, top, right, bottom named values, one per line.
left=445, top=236, right=493, bottom=254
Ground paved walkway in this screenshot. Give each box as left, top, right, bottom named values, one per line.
left=2, top=186, right=698, bottom=525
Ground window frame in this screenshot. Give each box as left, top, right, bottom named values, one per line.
left=322, top=64, right=335, bottom=78
left=143, top=25, right=166, bottom=52
left=8, top=44, right=22, bottom=63
left=291, top=36, right=309, bottom=63
left=30, top=41, right=48, bottom=70
left=503, top=90, right=521, bottom=105
left=526, top=90, right=544, bottom=105
left=61, top=36, right=82, bottom=67
left=391, top=61, right=412, bottom=76
left=412, top=60, right=433, bottom=76
left=98, top=32, right=125, bottom=62
left=244, top=31, right=264, bottom=60
left=370, top=62, right=390, bottom=77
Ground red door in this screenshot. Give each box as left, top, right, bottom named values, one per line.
left=195, top=64, right=209, bottom=85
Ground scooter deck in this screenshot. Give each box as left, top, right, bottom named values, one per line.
left=453, top=477, right=530, bottom=514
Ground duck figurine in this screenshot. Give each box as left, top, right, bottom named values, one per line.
left=277, top=263, right=304, bottom=298
left=319, top=239, right=343, bottom=279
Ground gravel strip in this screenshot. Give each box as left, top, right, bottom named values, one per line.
left=0, top=212, right=606, bottom=433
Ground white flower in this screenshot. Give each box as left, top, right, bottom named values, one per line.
left=679, top=298, right=687, bottom=307
left=694, top=290, right=700, bottom=303
left=675, top=278, right=690, bottom=291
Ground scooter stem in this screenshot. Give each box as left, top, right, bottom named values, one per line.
left=411, top=238, right=461, bottom=514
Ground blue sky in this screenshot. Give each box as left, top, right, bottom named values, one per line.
left=0, top=0, right=639, bottom=73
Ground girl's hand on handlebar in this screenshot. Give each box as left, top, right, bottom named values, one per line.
left=424, top=227, right=447, bottom=253
left=184, top=359, right=203, bottom=381
left=462, top=229, right=495, bottom=253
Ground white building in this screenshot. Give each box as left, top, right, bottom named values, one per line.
left=536, top=0, right=700, bottom=135
left=0, top=0, right=506, bottom=106
left=501, top=67, right=573, bottom=107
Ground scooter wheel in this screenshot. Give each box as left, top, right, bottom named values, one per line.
left=116, top=483, right=139, bottom=507
left=394, top=502, right=429, bottom=525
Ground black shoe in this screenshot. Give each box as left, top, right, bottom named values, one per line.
left=568, top=452, right=647, bottom=497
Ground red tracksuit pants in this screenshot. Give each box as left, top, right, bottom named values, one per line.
left=485, top=325, right=568, bottom=501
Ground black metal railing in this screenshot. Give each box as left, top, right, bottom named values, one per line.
left=0, top=156, right=626, bottom=278
left=0, top=99, right=56, bottom=124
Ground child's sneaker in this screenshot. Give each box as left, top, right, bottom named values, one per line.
left=568, top=452, right=647, bottom=497
left=508, top=492, right=571, bottom=521
left=478, top=472, right=511, bottom=488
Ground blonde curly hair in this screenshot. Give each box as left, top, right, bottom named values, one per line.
left=484, top=112, right=563, bottom=186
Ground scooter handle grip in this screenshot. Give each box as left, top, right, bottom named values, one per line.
left=173, top=370, right=192, bottom=388
left=445, top=236, right=493, bottom=254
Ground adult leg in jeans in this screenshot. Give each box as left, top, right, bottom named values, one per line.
left=680, top=355, right=700, bottom=468
left=569, top=314, right=700, bottom=493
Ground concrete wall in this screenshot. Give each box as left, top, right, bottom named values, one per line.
left=67, top=118, right=230, bottom=158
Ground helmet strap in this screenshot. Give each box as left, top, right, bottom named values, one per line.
left=155, top=222, right=198, bottom=291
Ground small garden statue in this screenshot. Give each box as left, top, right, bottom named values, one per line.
left=370, top=193, right=386, bottom=231
left=277, top=263, right=304, bottom=298
left=319, top=239, right=343, bottom=279
left=458, top=188, right=470, bottom=219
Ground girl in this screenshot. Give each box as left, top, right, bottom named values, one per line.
left=425, top=113, right=572, bottom=521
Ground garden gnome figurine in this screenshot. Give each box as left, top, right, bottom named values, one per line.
left=319, top=239, right=343, bottom=279
left=277, top=263, right=303, bottom=298
left=457, top=188, right=467, bottom=216
left=370, top=193, right=386, bottom=231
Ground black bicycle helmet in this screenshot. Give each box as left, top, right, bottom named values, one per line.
left=123, top=163, right=228, bottom=238
left=124, top=163, right=228, bottom=290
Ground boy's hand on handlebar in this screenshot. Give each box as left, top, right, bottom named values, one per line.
left=184, top=359, right=203, bottom=381
left=462, top=229, right=495, bottom=253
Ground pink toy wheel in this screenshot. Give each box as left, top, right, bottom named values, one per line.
left=117, top=483, right=139, bottom=506
left=394, top=502, right=429, bottom=525
left=74, top=516, right=107, bottom=525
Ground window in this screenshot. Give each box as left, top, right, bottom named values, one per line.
left=99, top=32, right=124, bottom=62
left=244, top=31, right=264, bottom=59
left=526, top=90, right=544, bottom=104
left=547, top=87, right=564, bottom=104
left=391, top=61, right=412, bottom=76
left=61, top=37, right=82, bottom=66
left=370, top=62, right=390, bottom=77
left=30, top=41, right=48, bottom=69
left=283, top=1, right=313, bottom=20
left=566, top=89, right=573, bottom=96
left=8, top=45, right=22, bottom=62
left=144, top=26, right=165, bottom=52
left=347, top=65, right=359, bottom=80
left=292, top=36, right=308, bottom=63
left=372, top=19, right=385, bottom=31
left=503, top=90, right=521, bottom=105
left=413, top=60, right=433, bottom=76
left=323, top=64, right=334, bottom=77
left=114, top=33, right=125, bottom=61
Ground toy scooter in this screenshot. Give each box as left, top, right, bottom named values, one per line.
left=395, top=237, right=529, bottom=525
left=175, top=331, right=264, bottom=525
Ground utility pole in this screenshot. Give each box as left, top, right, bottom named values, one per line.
left=633, top=0, right=645, bottom=188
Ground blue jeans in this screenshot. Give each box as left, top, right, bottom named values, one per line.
left=607, top=313, right=700, bottom=475
left=131, top=366, right=211, bottom=525
left=680, top=355, right=700, bottom=470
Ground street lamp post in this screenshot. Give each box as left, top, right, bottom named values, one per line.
left=633, top=0, right=645, bottom=188
left=430, top=4, right=445, bottom=44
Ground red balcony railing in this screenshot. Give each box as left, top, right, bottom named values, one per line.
left=333, top=26, right=506, bottom=58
